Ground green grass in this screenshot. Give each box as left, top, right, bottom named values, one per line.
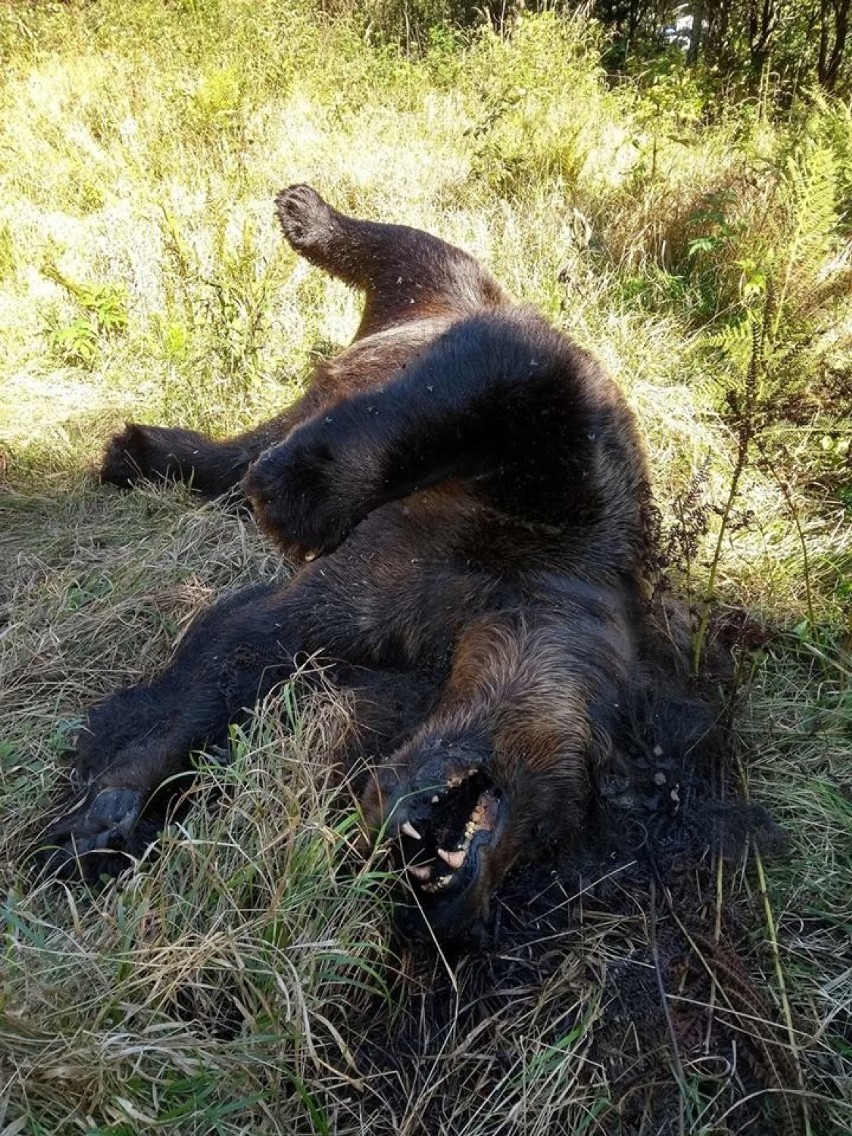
left=1, top=2, right=851, bottom=1133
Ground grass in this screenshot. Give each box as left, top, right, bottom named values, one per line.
left=1, top=2, right=850, bottom=1133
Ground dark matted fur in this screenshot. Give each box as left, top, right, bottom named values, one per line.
left=40, top=185, right=705, bottom=940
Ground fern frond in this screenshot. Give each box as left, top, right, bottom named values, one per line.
left=776, top=143, right=839, bottom=324
left=708, top=314, right=755, bottom=370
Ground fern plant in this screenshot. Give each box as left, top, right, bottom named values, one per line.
left=693, top=136, right=851, bottom=664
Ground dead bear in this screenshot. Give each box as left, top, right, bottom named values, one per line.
left=39, top=184, right=690, bottom=941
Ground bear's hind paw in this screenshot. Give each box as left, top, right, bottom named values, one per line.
left=33, top=786, right=148, bottom=882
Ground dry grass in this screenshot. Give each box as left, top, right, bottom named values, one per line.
left=1, top=3, right=850, bottom=1133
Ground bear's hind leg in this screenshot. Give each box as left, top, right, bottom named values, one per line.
left=275, top=185, right=507, bottom=337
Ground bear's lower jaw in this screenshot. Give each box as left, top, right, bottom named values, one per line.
left=395, top=828, right=505, bottom=945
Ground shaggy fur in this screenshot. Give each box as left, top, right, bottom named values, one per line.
left=40, top=185, right=700, bottom=940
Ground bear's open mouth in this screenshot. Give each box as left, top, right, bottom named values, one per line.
left=394, top=770, right=502, bottom=895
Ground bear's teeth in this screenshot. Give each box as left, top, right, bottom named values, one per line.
left=421, top=875, right=453, bottom=893
left=401, top=821, right=422, bottom=840
left=408, top=864, right=431, bottom=882
left=437, top=848, right=465, bottom=870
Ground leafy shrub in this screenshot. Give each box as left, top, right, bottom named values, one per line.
left=42, top=264, right=128, bottom=368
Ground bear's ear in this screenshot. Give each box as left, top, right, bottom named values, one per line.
left=99, top=422, right=151, bottom=487
left=112, top=423, right=153, bottom=467
left=120, top=423, right=150, bottom=453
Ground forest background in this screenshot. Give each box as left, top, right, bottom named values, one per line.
left=0, top=1, right=850, bottom=1133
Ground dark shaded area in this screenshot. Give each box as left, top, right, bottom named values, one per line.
left=344, top=720, right=803, bottom=1135
left=356, top=1, right=851, bottom=100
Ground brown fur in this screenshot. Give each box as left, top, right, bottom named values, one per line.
left=40, top=185, right=700, bottom=942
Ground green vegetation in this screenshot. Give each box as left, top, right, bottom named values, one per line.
left=0, top=2, right=849, bottom=1133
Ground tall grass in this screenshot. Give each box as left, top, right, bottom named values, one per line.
left=1, top=2, right=850, bottom=1132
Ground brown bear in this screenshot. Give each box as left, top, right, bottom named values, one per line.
left=39, top=184, right=689, bottom=941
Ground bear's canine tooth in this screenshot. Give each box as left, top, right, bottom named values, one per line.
left=408, top=864, right=431, bottom=882
left=437, top=847, right=466, bottom=870
left=401, top=821, right=422, bottom=840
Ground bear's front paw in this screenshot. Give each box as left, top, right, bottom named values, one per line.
left=243, top=428, right=364, bottom=561
left=274, top=184, right=337, bottom=253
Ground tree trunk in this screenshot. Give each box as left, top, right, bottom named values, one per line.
left=688, top=0, right=706, bottom=65
left=705, top=0, right=733, bottom=73
left=819, top=0, right=851, bottom=89
left=748, top=0, right=778, bottom=75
